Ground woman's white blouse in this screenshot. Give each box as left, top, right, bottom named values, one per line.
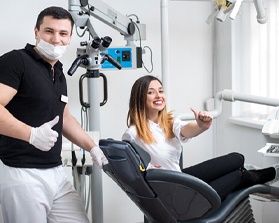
left=122, top=118, right=189, bottom=172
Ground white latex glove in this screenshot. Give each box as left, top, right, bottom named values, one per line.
left=90, top=146, right=108, bottom=168
left=29, top=116, right=59, bottom=151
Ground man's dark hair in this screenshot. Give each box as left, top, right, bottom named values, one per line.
left=35, top=6, right=74, bottom=33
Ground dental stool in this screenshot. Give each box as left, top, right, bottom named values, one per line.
left=99, top=139, right=279, bottom=223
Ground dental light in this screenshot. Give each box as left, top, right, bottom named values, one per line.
left=207, top=0, right=267, bottom=24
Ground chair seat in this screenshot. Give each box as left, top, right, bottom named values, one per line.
left=99, top=139, right=279, bottom=223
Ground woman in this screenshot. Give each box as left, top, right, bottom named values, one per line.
left=122, top=75, right=279, bottom=201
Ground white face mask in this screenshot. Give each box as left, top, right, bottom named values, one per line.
left=36, top=38, right=68, bottom=60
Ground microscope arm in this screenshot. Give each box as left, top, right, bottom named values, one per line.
left=80, top=0, right=136, bottom=37
left=68, top=0, right=98, bottom=36
left=68, top=0, right=142, bottom=39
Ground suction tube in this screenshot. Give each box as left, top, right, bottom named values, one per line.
left=177, top=89, right=279, bottom=121
left=253, top=0, right=267, bottom=24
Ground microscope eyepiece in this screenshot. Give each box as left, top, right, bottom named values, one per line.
left=91, top=37, right=101, bottom=49
left=101, top=36, right=112, bottom=48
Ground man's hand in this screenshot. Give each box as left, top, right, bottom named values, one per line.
left=29, top=116, right=59, bottom=151
left=90, top=146, right=108, bottom=168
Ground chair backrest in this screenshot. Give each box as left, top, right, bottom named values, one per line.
left=99, top=139, right=221, bottom=223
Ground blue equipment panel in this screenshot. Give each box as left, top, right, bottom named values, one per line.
left=101, top=47, right=132, bottom=69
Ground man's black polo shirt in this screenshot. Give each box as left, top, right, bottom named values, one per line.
left=0, top=44, right=67, bottom=168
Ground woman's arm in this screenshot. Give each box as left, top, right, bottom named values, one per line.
left=180, top=108, right=213, bottom=139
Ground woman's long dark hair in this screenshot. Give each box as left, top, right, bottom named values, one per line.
left=127, top=75, right=174, bottom=143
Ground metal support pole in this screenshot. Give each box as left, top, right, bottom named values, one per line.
left=87, top=71, right=103, bottom=223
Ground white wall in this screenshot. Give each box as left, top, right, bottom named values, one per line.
left=0, top=1, right=214, bottom=223
left=214, top=13, right=279, bottom=223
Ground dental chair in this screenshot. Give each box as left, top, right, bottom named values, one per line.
left=99, top=138, right=279, bottom=223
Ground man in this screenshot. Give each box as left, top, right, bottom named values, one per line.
left=0, top=6, right=107, bottom=223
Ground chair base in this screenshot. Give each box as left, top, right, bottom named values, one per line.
left=223, top=197, right=255, bottom=223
